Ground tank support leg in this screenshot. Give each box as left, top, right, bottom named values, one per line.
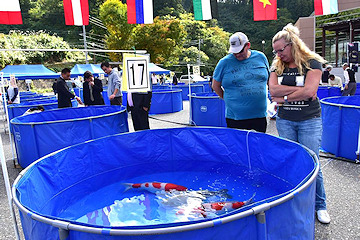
left=59, top=228, right=69, bottom=240
left=256, top=211, right=267, bottom=240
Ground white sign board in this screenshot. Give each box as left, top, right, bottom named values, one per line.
left=193, top=65, right=200, bottom=76
left=125, top=56, right=150, bottom=93
left=25, top=79, right=32, bottom=84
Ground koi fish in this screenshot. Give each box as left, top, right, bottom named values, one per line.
left=123, top=182, right=187, bottom=193
left=199, top=193, right=256, bottom=217
left=176, top=193, right=256, bottom=218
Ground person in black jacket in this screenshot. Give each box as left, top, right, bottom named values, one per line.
left=56, top=68, right=82, bottom=108
left=83, top=71, right=105, bottom=106
left=127, top=91, right=152, bottom=131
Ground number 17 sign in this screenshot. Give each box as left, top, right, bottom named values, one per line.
left=124, top=55, right=151, bottom=93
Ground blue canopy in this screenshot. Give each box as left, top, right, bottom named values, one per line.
left=148, top=63, right=170, bottom=75
left=0, top=64, right=59, bottom=80
left=71, top=64, right=106, bottom=78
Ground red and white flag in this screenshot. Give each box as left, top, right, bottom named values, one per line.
left=63, top=0, right=89, bottom=26
left=0, top=0, right=23, bottom=25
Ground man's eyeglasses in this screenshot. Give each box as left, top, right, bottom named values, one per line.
left=273, top=43, right=291, bottom=55
left=234, top=42, right=249, bottom=55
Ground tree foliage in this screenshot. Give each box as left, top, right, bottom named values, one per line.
left=0, top=31, right=83, bottom=68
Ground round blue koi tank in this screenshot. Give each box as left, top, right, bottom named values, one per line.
left=191, top=92, right=226, bottom=127
left=13, top=127, right=318, bottom=240
left=321, top=96, right=360, bottom=162
left=149, top=89, right=183, bottom=114
left=317, top=86, right=342, bottom=100
left=11, top=105, right=128, bottom=168
left=7, top=99, right=78, bottom=125
left=173, top=84, right=204, bottom=100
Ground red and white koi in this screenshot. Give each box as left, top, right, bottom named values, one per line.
left=123, top=182, right=187, bottom=193
left=177, top=193, right=256, bottom=218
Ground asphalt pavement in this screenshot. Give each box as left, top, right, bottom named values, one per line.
left=0, top=101, right=359, bottom=239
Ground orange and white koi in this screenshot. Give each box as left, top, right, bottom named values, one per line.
left=123, top=182, right=187, bottom=193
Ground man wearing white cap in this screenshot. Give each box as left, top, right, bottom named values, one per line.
left=212, top=32, right=270, bottom=132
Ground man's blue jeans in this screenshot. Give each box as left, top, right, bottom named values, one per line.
left=276, top=117, right=327, bottom=211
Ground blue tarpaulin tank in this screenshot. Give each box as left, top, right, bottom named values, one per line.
left=317, top=86, right=342, bottom=100
left=321, top=96, right=360, bottom=162
left=173, top=84, right=204, bottom=100
left=13, top=127, right=318, bottom=240
left=7, top=99, right=78, bottom=123
left=149, top=89, right=183, bottom=114
left=191, top=92, right=226, bottom=127
left=11, top=106, right=128, bottom=168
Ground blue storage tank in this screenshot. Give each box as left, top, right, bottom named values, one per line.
left=7, top=99, right=78, bottom=123
left=11, top=106, right=129, bottom=168
left=173, top=84, right=204, bottom=100
left=321, top=96, right=360, bottom=162
left=102, top=87, right=127, bottom=106
left=317, top=86, right=342, bottom=100
left=356, top=83, right=360, bottom=95
left=191, top=92, right=226, bottom=127
left=149, top=89, right=183, bottom=114
left=20, top=96, right=56, bottom=103
left=12, top=127, right=319, bottom=240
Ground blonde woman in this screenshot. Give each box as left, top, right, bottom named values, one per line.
left=7, top=76, right=20, bottom=104
left=269, top=24, right=330, bottom=224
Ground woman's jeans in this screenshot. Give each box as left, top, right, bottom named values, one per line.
left=276, top=117, right=327, bottom=211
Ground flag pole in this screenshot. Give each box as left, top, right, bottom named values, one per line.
left=82, top=25, right=88, bottom=64
left=187, top=64, right=193, bottom=125
left=0, top=73, right=21, bottom=240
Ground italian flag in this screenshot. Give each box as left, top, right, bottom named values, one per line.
left=314, top=0, right=338, bottom=16
left=193, top=0, right=216, bottom=21
left=0, top=0, right=23, bottom=25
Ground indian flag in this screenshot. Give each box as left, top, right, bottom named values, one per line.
left=314, top=0, right=338, bottom=16
left=193, top=0, right=217, bottom=21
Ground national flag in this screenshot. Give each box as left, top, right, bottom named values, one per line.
left=63, top=0, right=89, bottom=26
left=193, top=0, right=218, bottom=21
left=127, top=0, right=153, bottom=24
left=253, top=0, right=277, bottom=21
left=314, top=0, right=338, bottom=16
left=0, top=0, right=23, bottom=25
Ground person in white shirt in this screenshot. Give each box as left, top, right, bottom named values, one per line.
left=328, top=74, right=343, bottom=90
left=342, top=63, right=357, bottom=96
left=151, top=73, right=158, bottom=85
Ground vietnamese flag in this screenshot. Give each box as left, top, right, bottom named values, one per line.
left=253, top=0, right=277, bottom=21
left=0, top=0, right=23, bottom=25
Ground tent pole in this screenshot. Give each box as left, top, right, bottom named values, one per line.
left=187, top=64, right=193, bottom=125
left=0, top=73, right=21, bottom=240
left=1, top=73, right=17, bottom=165
left=82, top=25, right=89, bottom=64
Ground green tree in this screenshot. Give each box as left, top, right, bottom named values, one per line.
left=99, top=0, right=136, bottom=62
left=0, top=31, right=83, bottom=68
left=132, top=17, right=187, bottom=66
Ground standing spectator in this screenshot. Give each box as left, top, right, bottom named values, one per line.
left=342, top=63, right=357, bottom=96
left=151, top=73, right=158, bottom=85
left=52, top=79, right=58, bottom=95
left=173, top=74, right=178, bottom=85
left=127, top=91, right=152, bottom=131
left=56, top=68, right=82, bottom=108
left=83, top=71, right=105, bottom=106
left=101, top=62, right=122, bottom=105
left=321, top=65, right=332, bottom=84
left=269, top=23, right=330, bottom=224
left=7, top=76, right=20, bottom=104
left=328, top=74, right=343, bottom=89
left=212, top=32, right=269, bottom=133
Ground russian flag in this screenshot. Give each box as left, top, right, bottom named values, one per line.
left=314, top=0, right=338, bottom=16
left=63, top=0, right=89, bottom=26
left=127, top=0, right=153, bottom=24
left=0, top=0, right=23, bottom=25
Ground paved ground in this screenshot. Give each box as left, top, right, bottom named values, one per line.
left=0, top=101, right=359, bottom=239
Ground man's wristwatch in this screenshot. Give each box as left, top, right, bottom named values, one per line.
left=284, top=95, right=288, bottom=103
